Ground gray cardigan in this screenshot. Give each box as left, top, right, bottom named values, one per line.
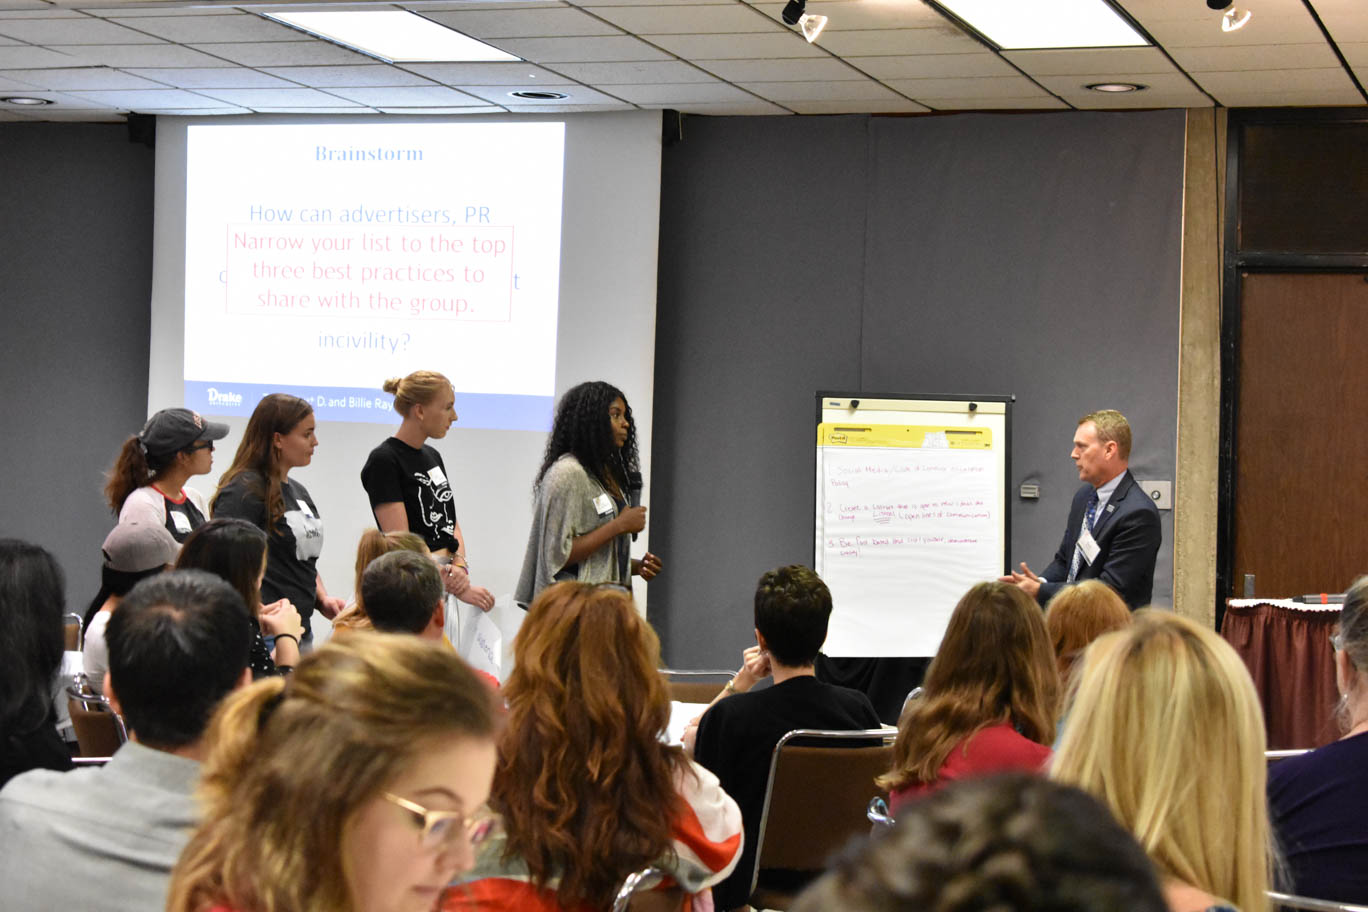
left=515, top=454, right=629, bottom=604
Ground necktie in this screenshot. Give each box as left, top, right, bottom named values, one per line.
left=1067, top=491, right=1100, bottom=583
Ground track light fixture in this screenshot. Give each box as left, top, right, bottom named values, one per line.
left=1205, top=0, right=1251, bottom=31
left=781, top=0, right=828, bottom=44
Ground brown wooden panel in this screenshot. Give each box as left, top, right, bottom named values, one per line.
left=1232, top=273, right=1368, bottom=597
left=1239, top=123, right=1368, bottom=253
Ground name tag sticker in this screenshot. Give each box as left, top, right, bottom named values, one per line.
left=1078, top=527, right=1101, bottom=565
left=298, top=500, right=315, bottom=518
left=592, top=493, right=613, bottom=516
left=170, top=511, right=193, bottom=533
left=427, top=466, right=448, bottom=487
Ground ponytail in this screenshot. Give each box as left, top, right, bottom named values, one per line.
left=104, top=435, right=179, bottom=513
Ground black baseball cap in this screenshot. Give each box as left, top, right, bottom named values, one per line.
left=138, top=408, right=229, bottom=457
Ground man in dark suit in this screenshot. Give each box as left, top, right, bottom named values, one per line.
left=1001, top=410, right=1160, bottom=610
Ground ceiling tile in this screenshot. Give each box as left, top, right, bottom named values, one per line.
left=1213, top=88, right=1365, bottom=107
left=584, top=4, right=774, bottom=35
left=607, top=81, right=755, bottom=103
left=0, top=109, right=37, bottom=121
left=0, top=17, right=161, bottom=44
left=106, top=14, right=300, bottom=44
left=400, top=61, right=572, bottom=84
left=79, top=6, right=250, bottom=17
left=0, top=89, right=112, bottom=107
left=0, top=72, right=38, bottom=90
left=1034, top=72, right=1201, bottom=96
left=1065, top=90, right=1213, bottom=109
left=814, top=28, right=984, bottom=56
left=423, top=7, right=621, bottom=37
left=44, top=43, right=232, bottom=68
left=455, top=82, right=624, bottom=103
left=124, top=67, right=298, bottom=89
left=0, top=45, right=87, bottom=67
left=740, top=78, right=907, bottom=101
left=851, top=52, right=1016, bottom=80
left=260, top=65, right=437, bottom=88
left=1003, top=47, right=1176, bottom=76
left=186, top=41, right=371, bottom=67
left=489, top=35, right=671, bottom=61
left=548, top=59, right=717, bottom=83
left=787, top=98, right=931, bottom=114
left=502, top=101, right=635, bottom=111
left=1167, top=43, right=1342, bottom=72
left=128, top=107, right=253, bottom=116
left=0, top=66, right=165, bottom=90
left=641, top=31, right=824, bottom=58
left=240, top=106, right=375, bottom=113
left=917, top=95, right=1070, bottom=110
left=323, top=84, right=489, bottom=106
left=1137, top=13, right=1326, bottom=48
left=1296, top=0, right=1368, bottom=43
left=192, top=86, right=363, bottom=107
left=1192, top=67, right=1358, bottom=95
left=671, top=100, right=790, bottom=114
left=882, top=74, right=1050, bottom=98
left=65, top=87, right=222, bottom=109
left=1342, top=42, right=1368, bottom=67
left=752, top=0, right=950, bottom=31
left=702, top=57, right=868, bottom=82
left=374, top=105, right=508, bottom=113
left=0, top=7, right=84, bottom=18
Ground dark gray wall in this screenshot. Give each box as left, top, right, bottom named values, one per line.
left=652, top=110, right=1185, bottom=668
left=0, top=124, right=154, bottom=611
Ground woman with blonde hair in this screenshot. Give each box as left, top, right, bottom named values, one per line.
left=361, top=371, right=494, bottom=613
left=167, top=634, right=500, bottom=912
left=333, top=528, right=431, bottom=634
left=446, top=582, right=741, bottom=911
left=1051, top=611, right=1273, bottom=912
left=1045, top=580, right=1132, bottom=684
left=878, top=581, right=1059, bottom=813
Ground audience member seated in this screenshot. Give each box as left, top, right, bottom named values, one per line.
left=1045, top=579, right=1131, bottom=686
left=167, top=634, right=500, bottom=912
left=691, top=564, right=880, bottom=912
left=446, top=582, right=741, bottom=912
left=175, top=517, right=304, bottom=677
left=0, top=570, right=252, bottom=912
left=879, top=582, right=1058, bottom=814
left=83, top=519, right=179, bottom=696
left=333, top=528, right=431, bottom=634
left=359, top=549, right=446, bottom=639
left=0, top=539, right=72, bottom=787
left=793, top=773, right=1169, bottom=912
left=1268, top=575, right=1368, bottom=903
left=1052, top=611, right=1272, bottom=912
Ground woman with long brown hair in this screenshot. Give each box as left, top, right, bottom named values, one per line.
left=211, top=394, right=344, bottom=645
left=878, top=581, right=1059, bottom=813
left=446, top=582, right=741, bottom=911
left=166, top=634, right=500, bottom=912
left=105, top=408, right=228, bottom=542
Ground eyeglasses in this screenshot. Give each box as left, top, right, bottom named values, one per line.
left=1331, top=631, right=1345, bottom=652
left=187, top=441, right=215, bottom=452
left=383, top=793, right=499, bottom=852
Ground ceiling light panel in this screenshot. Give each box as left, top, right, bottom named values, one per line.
left=931, top=0, right=1149, bottom=50
left=262, top=11, right=519, bottom=63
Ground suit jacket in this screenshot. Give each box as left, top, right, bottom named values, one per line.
left=1038, top=470, right=1161, bottom=610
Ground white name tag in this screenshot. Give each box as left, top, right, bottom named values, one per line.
left=427, top=466, right=448, bottom=487
left=298, top=499, right=315, bottom=518
left=1078, top=526, right=1101, bottom=565
left=592, top=493, right=613, bottom=516
left=170, top=510, right=193, bottom=534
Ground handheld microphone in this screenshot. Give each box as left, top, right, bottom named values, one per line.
left=627, top=470, right=643, bottom=541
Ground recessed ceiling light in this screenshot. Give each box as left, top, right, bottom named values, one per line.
left=262, top=10, right=519, bottom=63
left=2, top=96, right=53, bottom=106
left=930, top=0, right=1149, bottom=50
left=1085, top=82, right=1147, bottom=93
left=509, top=91, right=569, bottom=101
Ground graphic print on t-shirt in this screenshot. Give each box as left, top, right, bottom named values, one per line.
left=283, top=507, right=324, bottom=561
left=414, top=469, right=457, bottom=542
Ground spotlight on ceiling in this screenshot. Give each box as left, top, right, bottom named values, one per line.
left=781, top=0, right=829, bottom=43
left=1222, top=7, right=1252, bottom=30
left=1205, top=0, right=1228, bottom=8
left=781, top=0, right=805, bottom=25
left=1, top=96, right=53, bottom=105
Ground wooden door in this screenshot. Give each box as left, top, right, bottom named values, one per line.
left=1232, top=272, right=1368, bottom=597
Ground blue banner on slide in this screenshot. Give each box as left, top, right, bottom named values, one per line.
left=184, top=381, right=553, bottom=431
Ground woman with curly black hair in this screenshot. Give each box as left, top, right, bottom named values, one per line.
left=514, top=381, right=662, bottom=604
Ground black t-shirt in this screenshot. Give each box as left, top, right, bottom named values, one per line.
left=694, top=676, right=882, bottom=911
left=213, top=472, right=323, bottom=626
left=360, top=437, right=461, bottom=553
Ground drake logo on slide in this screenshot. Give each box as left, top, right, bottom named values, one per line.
left=208, top=388, right=243, bottom=406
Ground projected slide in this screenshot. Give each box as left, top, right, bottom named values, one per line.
left=184, top=121, right=565, bottom=429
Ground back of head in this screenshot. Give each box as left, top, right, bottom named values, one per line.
left=0, top=539, right=65, bottom=729
left=1051, top=610, right=1271, bottom=912
left=107, top=569, right=253, bottom=749
left=174, top=518, right=269, bottom=613
left=1080, top=409, right=1132, bottom=461
left=754, top=564, right=832, bottom=667
left=1045, top=580, right=1131, bottom=681
left=169, top=633, right=498, bottom=912
left=793, top=773, right=1169, bottom=912
left=881, top=582, right=1058, bottom=791
left=382, top=370, right=451, bottom=417
left=1338, top=576, right=1368, bottom=679
left=360, top=550, right=442, bottom=635
left=497, top=581, right=679, bottom=909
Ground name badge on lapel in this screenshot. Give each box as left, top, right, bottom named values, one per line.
left=1078, top=527, right=1101, bottom=565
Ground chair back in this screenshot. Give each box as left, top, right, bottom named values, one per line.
left=63, top=613, right=83, bottom=651
left=866, top=796, right=895, bottom=831
left=611, top=867, right=686, bottom=912
left=749, top=729, right=893, bottom=899
left=1268, top=891, right=1368, bottom=912
left=662, top=669, right=733, bottom=705
left=65, top=680, right=128, bottom=757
